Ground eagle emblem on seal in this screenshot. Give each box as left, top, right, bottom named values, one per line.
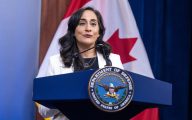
left=98, top=83, right=127, bottom=100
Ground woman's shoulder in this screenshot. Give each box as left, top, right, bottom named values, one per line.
left=50, top=53, right=61, bottom=60
left=109, top=53, right=121, bottom=57
left=49, top=53, right=63, bottom=66
left=109, top=53, right=121, bottom=61
left=47, top=53, right=73, bottom=75
left=109, top=53, right=124, bottom=69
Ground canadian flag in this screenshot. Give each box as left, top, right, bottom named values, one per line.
left=38, top=0, right=159, bottom=120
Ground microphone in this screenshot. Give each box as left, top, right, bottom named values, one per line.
left=96, top=43, right=104, bottom=48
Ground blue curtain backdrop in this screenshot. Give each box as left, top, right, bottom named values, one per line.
left=129, top=0, right=191, bottom=120
left=0, top=0, right=41, bottom=120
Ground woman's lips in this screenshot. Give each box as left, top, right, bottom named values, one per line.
left=83, top=34, right=92, bottom=38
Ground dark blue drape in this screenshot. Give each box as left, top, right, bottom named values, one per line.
left=129, top=0, right=191, bottom=119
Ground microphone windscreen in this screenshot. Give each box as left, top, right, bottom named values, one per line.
left=96, top=44, right=104, bottom=48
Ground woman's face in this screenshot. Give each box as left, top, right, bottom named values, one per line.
left=75, top=10, right=100, bottom=50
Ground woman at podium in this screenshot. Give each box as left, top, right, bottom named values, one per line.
left=37, top=6, right=124, bottom=120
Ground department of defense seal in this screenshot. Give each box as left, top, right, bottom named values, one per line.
left=88, top=67, right=134, bottom=112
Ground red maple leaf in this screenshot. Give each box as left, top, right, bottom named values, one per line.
left=107, top=29, right=137, bottom=64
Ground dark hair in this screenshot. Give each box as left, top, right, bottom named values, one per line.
left=59, top=7, right=111, bottom=71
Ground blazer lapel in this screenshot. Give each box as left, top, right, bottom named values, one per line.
left=97, top=52, right=106, bottom=68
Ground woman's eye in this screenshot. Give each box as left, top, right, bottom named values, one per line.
left=78, top=22, right=86, bottom=26
left=91, top=22, right=97, bottom=26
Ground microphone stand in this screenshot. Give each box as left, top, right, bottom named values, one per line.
left=73, top=44, right=112, bottom=66
left=73, top=46, right=96, bottom=58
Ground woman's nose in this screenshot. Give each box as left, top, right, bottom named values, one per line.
left=85, top=24, right=91, bottom=32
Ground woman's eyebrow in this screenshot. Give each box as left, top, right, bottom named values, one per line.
left=90, top=19, right=97, bottom=22
left=79, top=19, right=86, bottom=21
left=79, top=18, right=97, bottom=22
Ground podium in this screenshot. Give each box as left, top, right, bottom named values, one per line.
left=33, top=69, right=172, bottom=119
